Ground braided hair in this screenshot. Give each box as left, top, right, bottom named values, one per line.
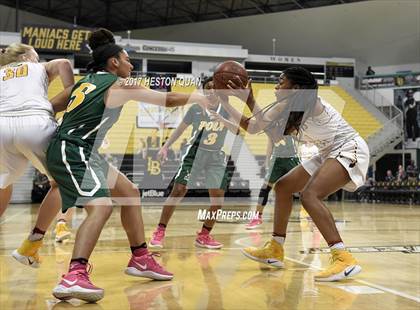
left=283, top=66, right=318, bottom=90
left=86, top=28, right=123, bottom=72
left=246, top=66, right=318, bottom=141
left=281, top=66, right=318, bottom=134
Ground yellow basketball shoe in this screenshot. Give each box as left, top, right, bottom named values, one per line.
left=315, top=249, right=361, bottom=282
left=54, top=222, right=71, bottom=242
left=12, top=239, right=43, bottom=268
left=242, top=239, right=284, bottom=268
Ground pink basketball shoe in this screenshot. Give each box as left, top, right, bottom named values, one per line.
left=52, top=263, right=104, bottom=303
left=149, top=226, right=166, bottom=249
left=125, top=252, right=173, bottom=281
left=195, top=230, right=223, bottom=249
left=245, top=216, right=263, bottom=230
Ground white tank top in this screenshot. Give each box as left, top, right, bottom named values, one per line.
left=298, top=98, right=358, bottom=156
left=0, top=62, right=53, bottom=116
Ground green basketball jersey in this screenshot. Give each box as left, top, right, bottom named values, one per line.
left=272, top=135, right=298, bottom=158
left=57, top=72, right=120, bottom=149
left=183, top=104, right=229, bottom=151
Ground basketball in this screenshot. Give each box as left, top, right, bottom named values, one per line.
left=213, top=60, right=249, bottom=89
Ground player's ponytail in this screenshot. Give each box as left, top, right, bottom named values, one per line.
left=0, top=43, right=33, bottom=66
left=87, top=28, right=123, bottom=72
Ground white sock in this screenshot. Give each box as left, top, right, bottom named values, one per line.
left=330, top=242, right=345, bottom=250
left=272, top=236, right=285, bottom=245
left=28, top=233, right=44, bottom=242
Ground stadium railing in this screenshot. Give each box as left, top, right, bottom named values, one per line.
left=355, top=180, right=420, bottom=205
left=358, top=71, right=420, bottom=89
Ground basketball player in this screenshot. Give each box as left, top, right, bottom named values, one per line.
left=149, top=77, right=239, bottom=249
left=53, top=137, right=113, bottom=243
left=245, top=136, right=299, bottom=229
left=12, top=29, right=211, bottom=302
left=0, top=43, right=74, bottom=256
left=220, top=66, right=369, bottom=282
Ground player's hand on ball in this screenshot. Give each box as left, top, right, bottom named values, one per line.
left=227, top=76, right=253, bottom=101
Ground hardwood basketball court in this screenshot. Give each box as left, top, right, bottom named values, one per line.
left=0, top=201, right=419, bottom=309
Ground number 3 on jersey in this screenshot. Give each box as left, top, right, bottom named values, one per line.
left=203, top=132, right=218, bottom=145
left=2, top=64, right=28, bottom=81
left=66, top=83, right=97, bottom=113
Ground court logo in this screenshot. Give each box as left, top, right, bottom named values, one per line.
left=147, top=157, right=161, bottom=175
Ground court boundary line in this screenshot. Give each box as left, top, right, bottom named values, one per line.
left=234, top=236, right=420, bottom=303
left=285, top=256, right=420, bottom=303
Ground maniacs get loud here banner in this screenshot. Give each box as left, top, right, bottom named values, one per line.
left=21, top=25, right=91, bottom=53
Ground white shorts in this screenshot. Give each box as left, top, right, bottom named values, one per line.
left=301, top=136, right=370, bottom=192
left=0, top=115, right=57, bottom=188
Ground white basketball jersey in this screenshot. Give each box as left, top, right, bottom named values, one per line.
left=298, top=98, right=358, bottom=156
left=0, top=62, right=53, bottom=116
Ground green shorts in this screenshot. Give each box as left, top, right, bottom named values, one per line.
left=265, top=156, right=300, bottom=185
left=174, top=145, right=230, bottom=189
left=46, top=137, right=110, bottom=212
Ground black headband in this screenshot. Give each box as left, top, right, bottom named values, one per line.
left=87, top=43, right=123, bottom=71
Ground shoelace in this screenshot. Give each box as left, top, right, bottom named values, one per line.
left=154, top=229, right=165, bottom=238
left=145, top=253, right=164, bottom=271
left=201, top=234, right=217, bottom=243
left=262, top=241, right=272, bottom=249
left=64, top=263, right=94, bottom=283
left=328, top=251, right=344, bottom=266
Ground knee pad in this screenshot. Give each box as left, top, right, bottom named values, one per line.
left=258, top=185, right=272, bottom=206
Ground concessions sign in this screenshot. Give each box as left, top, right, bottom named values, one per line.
left=21, top=25, right=91, bottom=53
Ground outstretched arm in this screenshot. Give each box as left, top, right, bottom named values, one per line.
left=225, top=76, right=291, bottom=135
left=158, top=121, right=190, bottom=161
left=105, top=81, right=209, bottom=109
left=219, top=99, right=263, bottom=134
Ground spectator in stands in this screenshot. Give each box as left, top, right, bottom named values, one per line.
left=396, top=95, right=404, bottom=112
left=365, top=177, right=374, bottom=186
left=148, top=129, right=160, bottom=148
left=385, top=170, right=395, bottom=182
left=31, top=170, right=51, bottom=203
left=397, top=165, right=407, bottom=182
left=146, top=128, right=161, bottom=156
left=136, top=138, right=147, bottom=159
left=365, top=66, right=375, bottom=76
left=406, top=160, right=418, bottom=181
left=405, top=90, right=419, bottom=141
left=162, top=136, right=169, bottom=146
